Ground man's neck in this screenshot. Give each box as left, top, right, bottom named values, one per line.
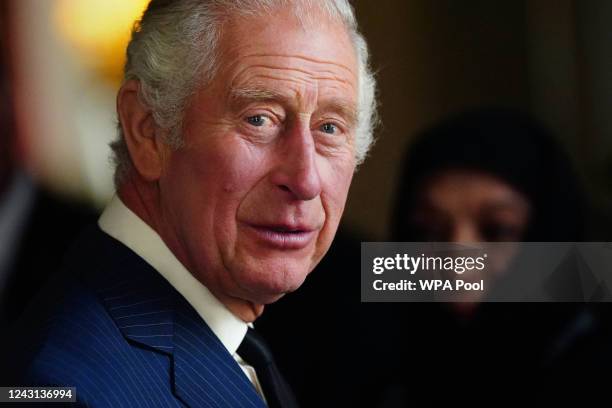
left=217, top=295, right=265, bottom=323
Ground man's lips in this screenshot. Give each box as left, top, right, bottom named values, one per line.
left=243, top=222, right=319, bottom=250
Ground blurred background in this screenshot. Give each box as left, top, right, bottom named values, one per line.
left=1, top=0, right=611, bottom=239
left=2, top=0, right=148, bottom=205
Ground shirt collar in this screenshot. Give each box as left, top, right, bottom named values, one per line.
left=98, top=195, right=247, bottom=355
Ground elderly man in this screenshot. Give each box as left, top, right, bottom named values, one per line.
left=7, top=0, right=376, bottom=407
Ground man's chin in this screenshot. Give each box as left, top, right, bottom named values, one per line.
left=241, top=269, right=309, bottom=305
left=247, top=279, right=304, bottom=305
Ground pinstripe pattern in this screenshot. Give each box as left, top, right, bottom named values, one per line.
left=20, top=226, right=267, bottom=408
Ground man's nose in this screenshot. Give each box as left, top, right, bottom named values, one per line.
left=270, top=120, right=322, bottom=201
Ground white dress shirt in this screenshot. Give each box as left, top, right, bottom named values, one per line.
left=98, top=195, right=266, bottom=401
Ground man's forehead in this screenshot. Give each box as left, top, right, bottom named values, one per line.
left=223, top=52, right=358, bottom=104
left=228, top=54, right=358, bottom=91
left=208, top=7, right=359, bottom=118
left=218, top=8, right=358, bottom=76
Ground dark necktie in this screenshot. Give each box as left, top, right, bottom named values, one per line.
left=237, top=328, right=300, bottom=408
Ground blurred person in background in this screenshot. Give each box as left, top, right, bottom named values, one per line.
left=393, top=108, right=584, bottom=244
left=395, top=108, right=586, bottom=306
left=369, top=108, right=610, bottom=406
left=0, top=4, right=96, bottom=329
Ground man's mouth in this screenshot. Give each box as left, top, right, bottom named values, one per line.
left=244, top=223, right=318, bottom=250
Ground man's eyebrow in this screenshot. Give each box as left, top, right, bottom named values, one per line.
left=317, top=98, right=359, bottom=128
left=228, top=86, right=283, bottom=107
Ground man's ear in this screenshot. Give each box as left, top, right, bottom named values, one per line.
left=117, top=80, right=166, bottom=182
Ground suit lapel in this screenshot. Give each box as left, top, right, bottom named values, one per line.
left=98, top=272, right=175, bottom=354
left=88, top=228, right=266, bottom=408
left=90, top=227, right=177, bottom=354
left=173, top=296, right=266, bottom=408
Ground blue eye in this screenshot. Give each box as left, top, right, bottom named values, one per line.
left=247, top=115, right=266, bottom=127
left=321, top=123, right=337, bottom=134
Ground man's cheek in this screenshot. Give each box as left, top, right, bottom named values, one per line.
left=322, top=184, right=349, bottom=216
left=324, top=159, right=354, bottom=192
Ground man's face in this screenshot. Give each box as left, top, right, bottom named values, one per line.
left=157, top=9, right=359, bottom=306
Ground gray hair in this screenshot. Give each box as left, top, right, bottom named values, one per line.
left=111, top=0, right=378, bottom=187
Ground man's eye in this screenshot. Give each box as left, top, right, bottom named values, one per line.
left=320, top=123, right=337, bottom=134
left=246, top=115, right=266, bottom=127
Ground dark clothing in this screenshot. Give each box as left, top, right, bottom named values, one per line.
left=1, top=186, right=97, bottom=327
left=5, top=226, right=268, bottom=408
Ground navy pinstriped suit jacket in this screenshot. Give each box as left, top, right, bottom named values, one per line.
left=11, top=226, right=268, bottom=408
